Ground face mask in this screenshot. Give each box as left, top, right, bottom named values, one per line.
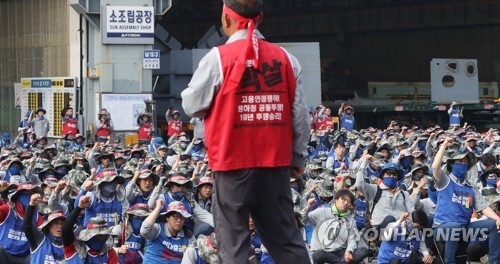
left=86, top=236, right=108, bottom=251
left=47, top=233, right=62, bottom=243
left=68, top=114, right=73, bottom=119
left=39, top=116, right=45, bottom=120
left=17, top=193, right=31, bottom=209
left=418, top=141, right=426, bottom=151
left=383, top=177, right=397, bottom=189
left=291, top=186, right=300, bottom=192
left=451, top=163, right=468, bottom=181
left=192, top=144, right=201, bottom=152
left=486, top=179, right=498, bottom=187
left=180, top=143, right=187, bottom=150
left=56, top=167, right=68, bottom=176
left=132, top=154, right=141, bottom=159
left=142, top=190, right=151, bottom=197
left=400, top=158, right=412, bottom=169
left=100, top=182, right=117, bottom=198
left=171, top=191, right=185, bottom=201
left=9, top=166, right=21, bottom=176
left=130, top=218, right=143, bottom=235
left=413, top=173, right=424, bottom=182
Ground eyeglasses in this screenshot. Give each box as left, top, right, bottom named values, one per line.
left=169, top=213, right=184, bottom=221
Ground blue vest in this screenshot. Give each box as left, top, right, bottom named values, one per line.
left=0, top=208, right=37, bottom=256
left=190, top=150, right=205, bottom=161
left=366, top=164, right=379, bottom=179
left=354, top=198, right=367, bottom=230
left=378, top=226, right=420, bottom=264
left=449, top=108, right=461, bottom=125
left=340, top=115, right=354, bottom=131
left=142, top=224, right=188, bottom=264
left=309, top=144, right=329, bottom=162
left=69, top=142, right=84, bottom=152
left=130, top=194, right=150, bottom=207
left=434, top=174, right=475, bottom=225
left=328, top=154, right=349, bottom=173
left=84, top=195, right=123, bottom=227
left=121, top=233, right=145, bottom=264
left=30, top=236, right=64, bottom=264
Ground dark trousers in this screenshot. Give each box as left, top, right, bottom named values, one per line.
left=0, top=247, right=30, bottom=264
left=312, top=247, right=369, bottom=264
left=213, top=167, right=311, bottom=264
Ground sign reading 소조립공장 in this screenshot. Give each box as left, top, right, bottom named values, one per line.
left=102, top=6, right=154, bottom=44
left=143, top=50, right=160, bottom=69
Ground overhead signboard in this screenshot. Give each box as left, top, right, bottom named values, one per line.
left=143, top=50, right=160, bottom=69
left=102, top=6, right=155, bottom=44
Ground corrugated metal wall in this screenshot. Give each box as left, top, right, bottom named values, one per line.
left=0, top=0, right=69, bottom=135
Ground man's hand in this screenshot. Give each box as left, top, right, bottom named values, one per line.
left=155, top=165, right=163, bottom=175
left=82, top=179, right=95, bottom=192
left=443, top=137, right=455, bottom=148
left=417, top=177, right=428, bottom=189
left=0, top=181, right=9, bottom=193
left=305, top=197, right=316, bottom=212
left=29, top=193, right=41, bottom=206
left=78, top=195, right=91, bottom=209
left=309, top=182, right=319, bottom=192
left=422, top=255, right=433, bottom=264
left=155, top=199, right=164, bottom=210
left=290, top=167, right=304, bottom=179
left=55, top=180, right=68, bottom=193
left=399, top=212, right=409, bottom=222
left=344, top=250, right=353, bottom=262
left=118, top=245, right=129, bottom=255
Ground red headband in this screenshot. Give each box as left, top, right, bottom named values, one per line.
left=222, top=4, right=262, bottom=85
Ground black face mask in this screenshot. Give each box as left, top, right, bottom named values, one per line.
left=100, top=182, right=117, bottom=198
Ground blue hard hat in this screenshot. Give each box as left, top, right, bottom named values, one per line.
left=377, top=162, right=404, bottom=181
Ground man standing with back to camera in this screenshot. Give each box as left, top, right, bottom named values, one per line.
left=181, top=0, right=311, bottom=263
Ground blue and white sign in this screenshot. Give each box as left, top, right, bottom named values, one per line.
left=143, top=50, right=160, bottom=69
left=102, top=6, right=155, bottom=44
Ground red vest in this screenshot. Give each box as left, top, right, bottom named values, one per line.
left=96, top=120, right=111, bottom=137
left=61, top=118, right=78, bottom=135
left=138, top=123, right=152, bottom=141
left=322, top=117, right=334, bottom=130
left=167, top=120, right=182, bottom=137
left=204, top=39, right=296, bottom=171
